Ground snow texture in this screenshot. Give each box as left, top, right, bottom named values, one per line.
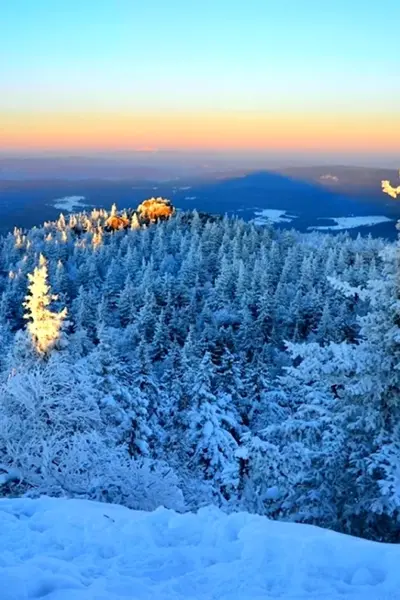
left=309, top=215, right=392, bottom=231
left=52, top=196, right=89, bottom=212
left=252, top=209, right=298, bottom=225
left=319, top=174, right=339, bottom=182
left=1, top=496, right=399, bottom=600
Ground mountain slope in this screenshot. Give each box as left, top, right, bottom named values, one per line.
left=1, top=496, right=400, bottom=600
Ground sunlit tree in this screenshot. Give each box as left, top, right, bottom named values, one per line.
left=382, top=171, right=400, bottom=199
left=23, top=254, right=67, bottom=355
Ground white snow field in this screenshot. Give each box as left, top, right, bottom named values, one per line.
left=252, top=209, right=298, bottom=225
left=1, top=497, right=400, bottom=600
left=309, top=215, right=392, bottom=231
left=52, top=196, right=89, bottom=212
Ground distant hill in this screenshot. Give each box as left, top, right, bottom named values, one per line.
left=275, top=165, right=399, bottom=202
left=169, top=170, right=400, bottom=239
left=0, top=156, right=172, bottom=181
left=1, top=163, right=399, bottom=239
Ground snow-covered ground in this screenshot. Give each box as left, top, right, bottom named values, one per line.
left=319, top=174, right=339, bottom=182
left=1, top=497, right=399, bottom=600
left=172, top=186, right=192, bottom=193
left=252, top=209, right=298, bottom=225
left=309, top=215, right=392, bottom=231
left=52, top=196, right=89, bottom=212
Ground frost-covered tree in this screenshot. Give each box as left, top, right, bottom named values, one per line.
left=0, top=198, right=394, bottom=532
left=333, top=242, right=400, bottom=540
left=382, top=178, right=400, bottom=198
left=89, top=326, right=151, bottom=457
left=23, top=255, right=68, bottom=355
left=184, top=352, right=238, bottom=497
left=273, top=237, right=400, bottom=540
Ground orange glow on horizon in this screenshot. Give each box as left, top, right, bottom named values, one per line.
left=1, top=111, right=399, bottom=153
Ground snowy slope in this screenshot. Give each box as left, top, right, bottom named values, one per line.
left=1, top=497, right=399, bottom=600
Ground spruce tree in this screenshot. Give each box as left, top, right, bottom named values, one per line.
left=23, top=255, right=67, bottom=356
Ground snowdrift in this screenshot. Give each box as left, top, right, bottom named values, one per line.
left=1, top=497, right=399, bottom=599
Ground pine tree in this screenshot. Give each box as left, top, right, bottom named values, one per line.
left=90, top=326, right=151, bottom=457
left=185, top=352, right=238, bottom=497
left=277, top=237, right=400, bottom=539
left=23, top=255, right=67, bottom=355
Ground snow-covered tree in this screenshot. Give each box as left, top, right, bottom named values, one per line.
left=23, top=255, right=68, bottom=356
left=0, top=197, right=393, bottom=534
left=184, top=352, right=238, bottom=498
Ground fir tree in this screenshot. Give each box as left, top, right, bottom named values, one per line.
left=23, top=255, right=67, bottom=356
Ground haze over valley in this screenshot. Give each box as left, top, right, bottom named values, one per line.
left=1, top=155, right=399, bottom=239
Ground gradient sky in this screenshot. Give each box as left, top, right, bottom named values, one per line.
left=1, top=0, right=399, bottom=158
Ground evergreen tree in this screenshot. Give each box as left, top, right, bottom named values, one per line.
left=185, top=352, right=238, bottom=497
left=23, top=255, right=68, bottom=356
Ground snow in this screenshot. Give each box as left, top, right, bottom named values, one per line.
left=252, top=209, right=298, bottom=225
left=0, top=466, right=21, bottom=486
left=263, top=485, right=280, bottom=500
left=172, top=186, right=192, bottom=193
left=52, top=196, right=89, bottom=212
left=319, top=174, right=339, bottom=182
left=309, top=216, right=392, bottom=231
left=2, top=497, right=400, bottom=600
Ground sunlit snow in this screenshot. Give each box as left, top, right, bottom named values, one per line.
left=2, top=496, right=400, bottom=600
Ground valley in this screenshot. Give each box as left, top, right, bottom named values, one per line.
left=1, top=165, right=399, bottom=239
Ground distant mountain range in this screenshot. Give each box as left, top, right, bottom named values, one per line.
left=275, top=165, right=399, bottom=202
left=0, top=156, right=173, bottom=181
left=0, top=158, right=399, bottom=239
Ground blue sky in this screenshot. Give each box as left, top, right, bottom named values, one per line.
left=2, top=0, right=399, bottom=112
left=1, top=0, right=399, bottom=156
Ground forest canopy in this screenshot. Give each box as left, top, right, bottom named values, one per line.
left=0, top=192, right=399, bottom=542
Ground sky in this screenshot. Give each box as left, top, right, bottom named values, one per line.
left=1, top=0, right=400, bottom=161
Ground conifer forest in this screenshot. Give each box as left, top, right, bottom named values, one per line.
left=1, top=194, right=400, bottom=543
